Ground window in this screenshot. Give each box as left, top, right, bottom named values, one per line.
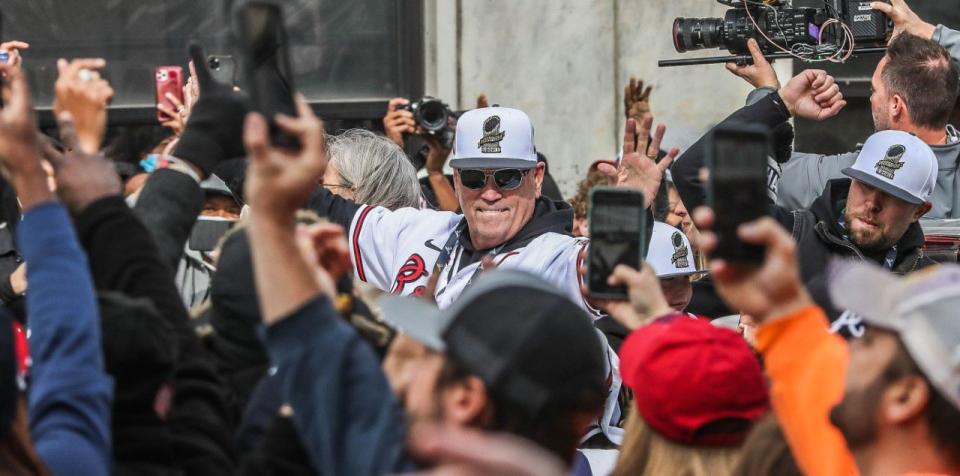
left=4, top=0, right=423, bottom=124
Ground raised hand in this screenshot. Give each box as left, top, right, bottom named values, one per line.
left=778, top=69, right=847, bottom=121
left=597, top=114, right=679, bottom=208
left=871, top=0, right=935, bottom=40
left=157, top=92, right=187, bottom=135
left=294, top=222, right=352, bottom=302
left=692, top=209, right=813, bottom=324
left=586, top=263, right=674, bottom=331
left=725, top=38, right=781, bottom=90
left=53, top=58, right=114, bottom=154
left=624, top=76, right=653, bottom=122
left=383, top=98, right=415, bottom=147
left=244, top=94, right=327, bottom=222
left=42, top=113, right=122, bottom=215
left=0, top=41, right=29, bottom=68
left=0, top=62, right=52, bottom=210
left=0, top=63, right=41, bottom=175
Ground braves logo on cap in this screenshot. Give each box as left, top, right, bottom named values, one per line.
left=478, top=115, right=506, bottom=153
left=875, top=144, right=906, bottom=180
left=670, top=232, right=689, bottom=268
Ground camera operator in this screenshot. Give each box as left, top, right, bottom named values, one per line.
left=727, top=0, right=960, bottom=218
left=383, top=97, right=461, bottom=212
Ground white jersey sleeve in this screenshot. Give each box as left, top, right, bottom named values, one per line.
left=348, top=205, right=461, bottom=293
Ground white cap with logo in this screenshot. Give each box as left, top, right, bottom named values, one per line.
left=450, top=106, right=538, bottom=170
left=829, top=260, right=960, bottom=412
left=646, top=222, right=706, bottom=279
left=842, top=130, right=937, bottom=205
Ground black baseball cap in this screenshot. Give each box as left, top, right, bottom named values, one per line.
left=380, top=270, right=606, bottom=417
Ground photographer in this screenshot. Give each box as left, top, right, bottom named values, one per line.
left=727, top=0, right=960, bottom=218
left=383, top=97, right=460, bottom=212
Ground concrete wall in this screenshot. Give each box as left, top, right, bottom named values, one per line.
left=424, top=0, right=792, bottom=196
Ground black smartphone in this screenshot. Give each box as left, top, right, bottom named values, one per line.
left=235, top=0, right=300, bottom=149
left=188, top=217, right=236, bottom=252
left=587, top=187, right=648, bottom=300
left=207, top=55, right=237, bottom=86
left=706, top=123, right=771, bottom=264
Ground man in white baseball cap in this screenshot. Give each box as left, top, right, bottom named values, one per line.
left=646, top=222, right=707, bottom=312
left=685, top=127, right=940, bottom=337
left=791, top=130, right=938, bottom=335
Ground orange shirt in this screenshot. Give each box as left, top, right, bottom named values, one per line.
left=756, top=305, right=858, bottom=476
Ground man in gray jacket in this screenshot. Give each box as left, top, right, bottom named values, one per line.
left=728, top=0, right=960, bottom=218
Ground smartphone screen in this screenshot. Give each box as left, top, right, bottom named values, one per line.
left=155, top=66, right=184, bottom=123
left=587, top=188, right=647, bottom=299
left=707, top=124, right=771, bottom=264
left=236, top=1, right=299, bottom=148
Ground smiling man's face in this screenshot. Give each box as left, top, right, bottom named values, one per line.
left=455, top=163, right=545, bottom=250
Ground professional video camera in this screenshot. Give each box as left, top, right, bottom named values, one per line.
left=402, top=96, right=456, bottom=149
left=661, top=0, right=891, bottom=67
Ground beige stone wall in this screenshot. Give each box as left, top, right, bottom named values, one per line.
left=424, top=0, right=793, bottom=196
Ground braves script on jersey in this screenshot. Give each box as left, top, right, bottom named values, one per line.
left=348, top=204, right=601, bottom=316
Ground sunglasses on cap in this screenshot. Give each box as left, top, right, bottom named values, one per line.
left=459, top=169, right=531, bottom=191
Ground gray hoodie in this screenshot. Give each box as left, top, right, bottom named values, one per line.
left=770, top=24, right=960, bottom=218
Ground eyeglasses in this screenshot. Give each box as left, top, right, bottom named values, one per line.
left=459, top=169, right=530, bottom=191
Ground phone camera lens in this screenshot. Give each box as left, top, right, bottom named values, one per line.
left=209, top=57, right=220, bottom=70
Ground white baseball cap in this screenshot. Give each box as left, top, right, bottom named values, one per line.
left=646, top=222, right=706, bottom=279
left=829, top=260, right=960, bottom=412
left=450, top=106, right=538, bottom=169
left=842, top=130, right=937, bottom=205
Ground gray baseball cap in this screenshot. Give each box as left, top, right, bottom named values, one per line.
left=841, top=130, right=937, bottom=205
left=378, top=270, right=606, bottom=418
left=829, top=260, right=960, bottom=412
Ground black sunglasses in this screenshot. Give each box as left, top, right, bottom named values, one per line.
left=459, top=169, right=530, bottom=191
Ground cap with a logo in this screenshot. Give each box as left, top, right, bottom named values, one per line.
left=841, top=130, right=937, bottom=205
left=451, top=106, right=538, bottom=170
left=379, top=270, right=606, bottom=417
left=647, top=222, right=706, bottom=279
left=620, top=316, right=770, bottom=446
left=829, top=260, right=960, bottom=412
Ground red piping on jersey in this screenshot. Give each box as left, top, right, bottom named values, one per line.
left=353, top=206, right=375, bottom=282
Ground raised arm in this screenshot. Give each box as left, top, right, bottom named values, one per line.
left=245, top=95, right=413, bottom=473
left=0, top=61, right=112, bottom=476
left=672, top=69, right=846, bottom=212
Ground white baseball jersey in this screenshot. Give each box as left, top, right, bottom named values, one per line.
left=348, top=204, right=602, bottom=317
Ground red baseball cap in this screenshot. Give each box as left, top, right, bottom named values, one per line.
left=619, top=316, right=769, bottom=446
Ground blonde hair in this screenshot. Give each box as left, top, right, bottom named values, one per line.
left=613, top=408, right=742, bottom=476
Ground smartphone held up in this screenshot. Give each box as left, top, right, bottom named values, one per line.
left=235, top=0, right=300, bottom=150
left=706, top=123, right=772, bottom=265
left=154, top=66, right=184, bottom=123
left=587, top=187, right=648, bottom=300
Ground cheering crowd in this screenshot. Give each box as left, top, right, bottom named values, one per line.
left=0, top=0, right=958, bottom=475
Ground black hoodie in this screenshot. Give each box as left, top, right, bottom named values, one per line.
left=773, top=178, right=933, bottom=321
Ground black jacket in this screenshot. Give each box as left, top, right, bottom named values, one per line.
left=784, top=178, right=933, bottom=319
left=77, top=174, right=237, bottom=475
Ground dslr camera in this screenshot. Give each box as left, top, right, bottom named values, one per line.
left=401, top=97, right=455, bottom=149
left=672, top=0, right=890, bottom=60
